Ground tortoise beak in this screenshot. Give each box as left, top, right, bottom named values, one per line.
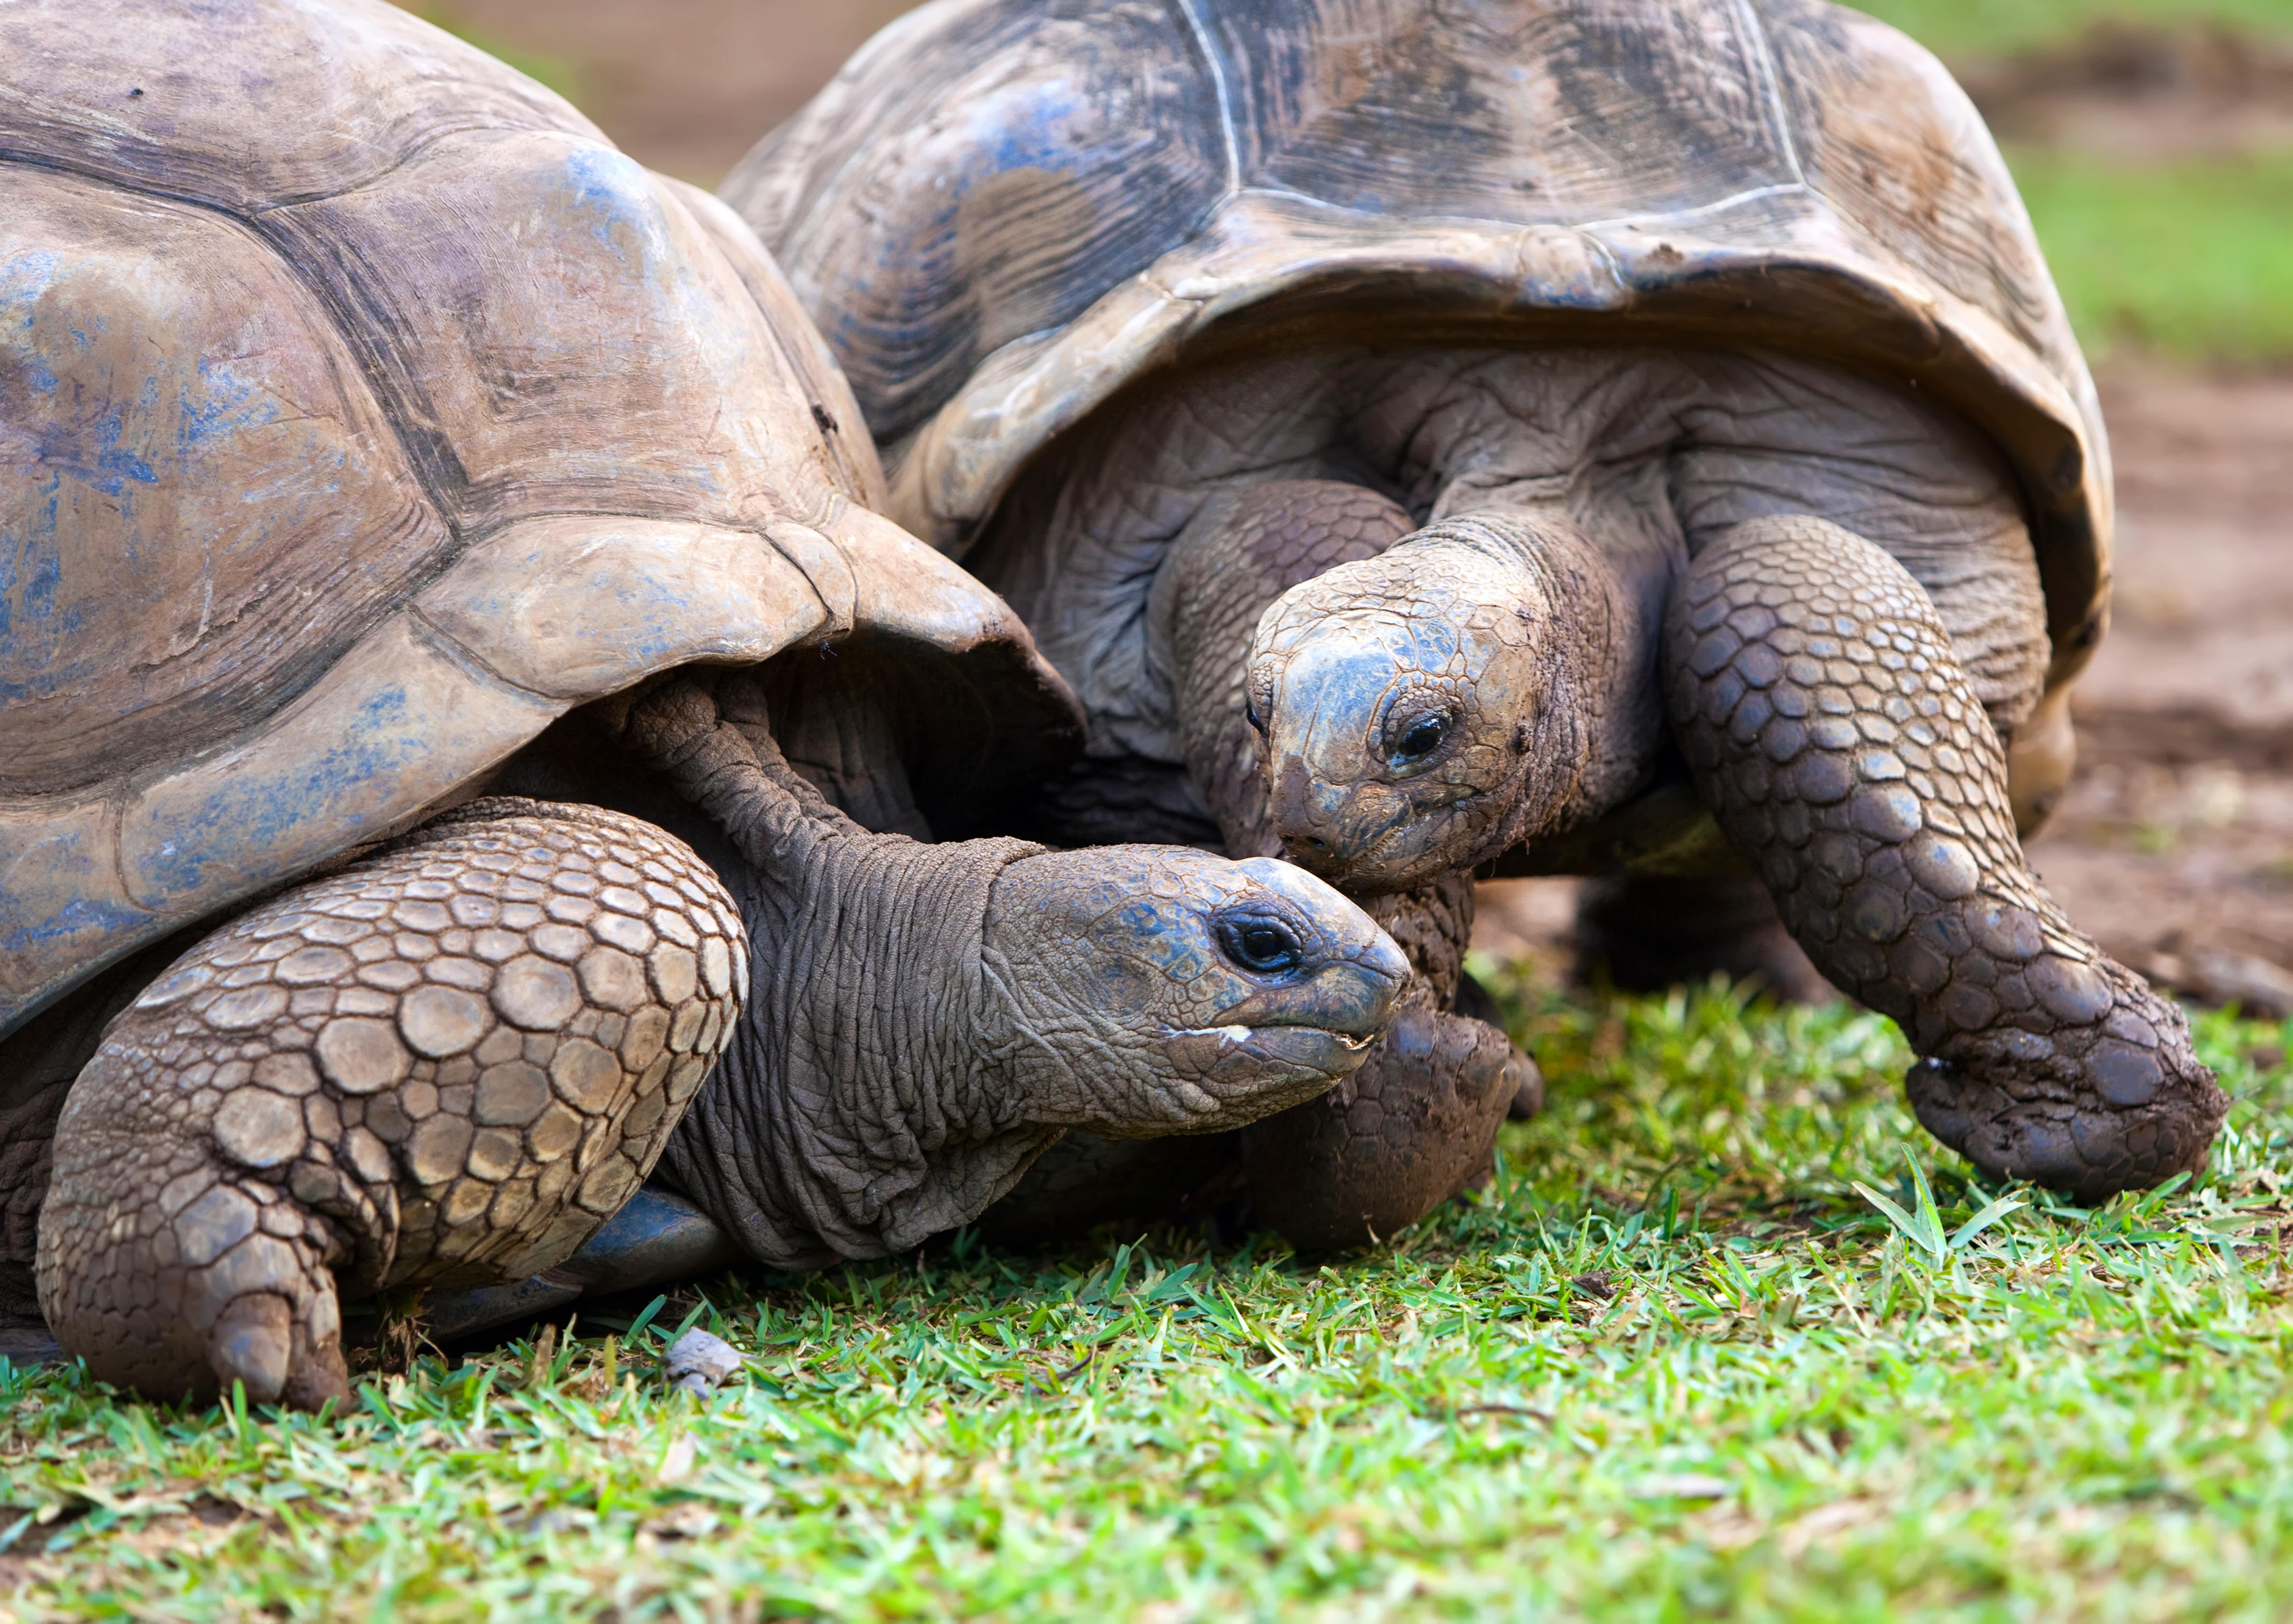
left=1271, top=760, right=1421, bottom=883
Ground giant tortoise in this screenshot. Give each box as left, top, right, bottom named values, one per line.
left=726, top=0, right=2225, bottom=1203
left=0, top=0, right=1406, bottom=1408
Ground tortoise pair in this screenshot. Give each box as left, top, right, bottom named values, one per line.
left=1, top=0, right=2223, bottom=1408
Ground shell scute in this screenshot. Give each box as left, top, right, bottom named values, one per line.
left=0, top=0, right=597, bottom=212
left=1203, top=0, right=1797, bottom=222
left=728, top=0, right=1229, bottom=445
left=0, top=167, right=447, bottom=799
left=731, top=0, right=2107, bottom=690
left=262, top=131, right=836, bottom=535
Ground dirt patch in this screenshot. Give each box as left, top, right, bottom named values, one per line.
left=1960, top=20, right=2293, bottom=161
left=2019, top=366, right=2293, bottom=1009
left=2077, top=366, right=2293, bottom=729
left=429, top=0, right=920, bottom=184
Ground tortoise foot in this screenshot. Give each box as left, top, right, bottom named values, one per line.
left=1503, top=1048, right=1546, bottom=1122
left=1904, top=970, right=2227, bottom=1204
left=1663, top=516, right=2228, bottom=1202
left=1242, top=997, right=1518, bottom=1252
left=38, top=1148, right=352, bottom=1411
left=208, top=1255, right=353, bottom=1412
left=1450, top=971, right=1544, bottom=1121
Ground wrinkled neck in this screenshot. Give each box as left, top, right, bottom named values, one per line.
left=1148, top=482, right=1413, bottom=858
left=622, top=679, right=1059, bottom=1268
left=664, top=820, right=1057, bottom=1270
left=1145, top=495, right=1267, bottom=855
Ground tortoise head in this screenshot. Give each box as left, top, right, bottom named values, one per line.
left=1245, top=515, right=1603, bottom=894
left=982, top=848, right=1407, bottom=1135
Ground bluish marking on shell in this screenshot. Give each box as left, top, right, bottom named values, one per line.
left=557, top=143, right=672, bottom=262
left=818, top=82, right=1095, bottom=359
left=181, top=355, right=280, bottom=451
left=135, top=683, right=425, bottom=901
left=1, top=267, right=291, bottom=702
left=977, top=85, right=1092, bottom=180
left=0, top=894, right=148, bottom=958
left=0, top=473, right=77, bottom=682
left=18, top=352, right=154, bottom=501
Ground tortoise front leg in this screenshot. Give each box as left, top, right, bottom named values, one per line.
left=1663, top=517, right=2225, bottom=1200
left=1240, top=959, right=1524, bottom=1249
left=36, top=800, right=743, bottom=1409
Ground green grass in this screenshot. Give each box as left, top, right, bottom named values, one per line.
left=2010, top=149, right=2293, bottom=362
left=1850, top=0, right=2293, bottom=363
left=6, top=970, right=2293, bottom=1618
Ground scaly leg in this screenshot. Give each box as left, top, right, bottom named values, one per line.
left=1663, top=517, right=2224, bottom=1199
left=36, top=800, right=743, bottom=1408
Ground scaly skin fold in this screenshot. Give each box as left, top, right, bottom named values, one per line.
left=1663, top=517, right=2225, bottom=1199
left=616, top=674, right=1409, bottom=1268
left=36, top=666, right=1411, bottom=1396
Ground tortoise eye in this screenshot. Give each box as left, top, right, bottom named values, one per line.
left=1244, top=691, right=1266, bottom=733
left=1390, top=711, right=1451, bottom=764
left=1217, top=916, right=1305, bottom=975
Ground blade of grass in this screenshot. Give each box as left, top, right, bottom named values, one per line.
left=1948, top=1193, right=2029, bottom=1253
left=1853, top=1166, right=1946, bottom=1265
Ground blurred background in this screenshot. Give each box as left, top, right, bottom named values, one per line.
left=405, top=0, right=2293, bottom=1016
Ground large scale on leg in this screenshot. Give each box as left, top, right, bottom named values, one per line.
left=1665, top=520, right=2219, bottom=1197
left=726, top=0, right=2224, bottom=1198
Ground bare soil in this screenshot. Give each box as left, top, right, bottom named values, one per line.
left=1959, top=19, right=2293, bottom=162
left=437, top=1, right=2293, bottom=1009
left=2010, top=366, right=2293, bottom=1009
